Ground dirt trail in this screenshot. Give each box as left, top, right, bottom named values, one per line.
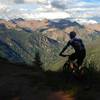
left=48, top=91, right=74, bottom=100
left=12, top=90, right=75, bottom=100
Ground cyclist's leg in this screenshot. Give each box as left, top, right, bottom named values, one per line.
left=63, top=61, right=68, bottom=71
left=77, top=58, right=88, bottom=80
left=77, top=50, right=86, bottom=69
left=69, top=53, right=77, bottom=69
left=77, top=59, right=83, bottom=70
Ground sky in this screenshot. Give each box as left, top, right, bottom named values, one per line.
left=0, top=0, right=100, bottom=24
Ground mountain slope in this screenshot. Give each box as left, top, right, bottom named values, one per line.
left=0, top=39, right=24, bottom=63
left=0, top=18, right=100, bottom=70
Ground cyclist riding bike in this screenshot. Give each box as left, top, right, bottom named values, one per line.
left=59, top=31, right=86, bottom=71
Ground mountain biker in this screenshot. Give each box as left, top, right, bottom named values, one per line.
left=59, top=31, right=86, bottom=69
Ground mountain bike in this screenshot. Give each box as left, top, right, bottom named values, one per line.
left=61, top=54, right=89, bottom=80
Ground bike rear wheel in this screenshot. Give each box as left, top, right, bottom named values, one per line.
left=79, top=67, right=89, bottom=79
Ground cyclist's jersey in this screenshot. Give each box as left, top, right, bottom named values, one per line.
left=67, top=37, right=85, bottom=52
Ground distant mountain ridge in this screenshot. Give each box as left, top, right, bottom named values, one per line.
left=48, top=19, right=83, bottom=29
left=0, top=18, right=100, bottom=33
left=0, top=18, right=100, bottom=70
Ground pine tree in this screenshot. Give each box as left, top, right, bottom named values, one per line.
left=33, top=51, right=43, bottom=71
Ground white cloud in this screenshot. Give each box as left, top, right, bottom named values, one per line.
left=0, top=0, right=15, bottom=4
left=74, top=19, right=98, bottom=24
left=33, top=12, right=70, bottom=19
left=6, top=11, right=70, bottom=20
left=0, top=0, right=48, bottom=4
left=0, top=2, right=7, bottom=9
left=0, top=0, right=100, bottom=24
left=23, top=0, right=47, bottom=4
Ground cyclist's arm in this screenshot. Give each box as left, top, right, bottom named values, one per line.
left=59, top=41, right=70, bottom=56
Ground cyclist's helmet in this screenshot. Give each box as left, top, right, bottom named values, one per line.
left=69, top=31, right=76, bottom=39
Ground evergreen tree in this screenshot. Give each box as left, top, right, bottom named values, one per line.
left=33, top=51, right=43, bottom=71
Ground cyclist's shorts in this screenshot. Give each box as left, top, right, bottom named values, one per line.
left=69, top=49, right=86, bottom=66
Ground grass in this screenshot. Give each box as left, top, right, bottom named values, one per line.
left=45, top=60, right=100, bottom=100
